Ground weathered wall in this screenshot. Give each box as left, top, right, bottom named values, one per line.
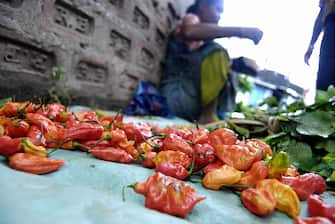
left=0, top=0, right=192, bottom=109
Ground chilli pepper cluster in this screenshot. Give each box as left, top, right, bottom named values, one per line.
left=0, top=101, right=330, bottom=219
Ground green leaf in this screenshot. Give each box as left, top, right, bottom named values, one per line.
left=283, top=140, right=314, bottom=170
left=323, top=152, right=335, bottom=169
left=316, top=140, right=335, bottom=153
left=314, top=85, right=335, bottom=105
left=287, top=98, right=305, bottom=113
left=312, top=162, right=333, bottom=178
left=227, top=120, right=250, bottom=138
left=259, top=96, right=279, bottom=107
left=263, top=132, right=287, bottom=142
left=238, top=74, right=254, bottom=93
left=296, top=111, right=335, bottom=138
left=51, top=67, right=64, bottom=81
left=328, top=170, right=335, bottom=182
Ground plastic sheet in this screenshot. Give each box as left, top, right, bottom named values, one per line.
left=1, top=150, right=334, bottom=224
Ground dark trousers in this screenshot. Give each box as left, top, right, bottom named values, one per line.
left=318, top=13, right=335, bottom=90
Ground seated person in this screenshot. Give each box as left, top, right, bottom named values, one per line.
left=160, top=0, right=263, bottom=124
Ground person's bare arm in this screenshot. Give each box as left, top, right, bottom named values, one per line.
left=181, top=23, right=263, bottom=44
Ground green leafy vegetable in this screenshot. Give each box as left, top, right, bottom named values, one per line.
left=295, top=111, right=335, bottom=138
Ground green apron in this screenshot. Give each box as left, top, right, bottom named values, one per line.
left=160, top=35, right=232, bottom=121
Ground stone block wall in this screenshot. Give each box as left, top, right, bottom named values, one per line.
left=0, top=0, right=192, bottom=109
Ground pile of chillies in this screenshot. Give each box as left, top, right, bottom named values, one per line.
left=0, top=101, right=332, bottom=220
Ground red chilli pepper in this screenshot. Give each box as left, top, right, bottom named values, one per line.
left=131, top=172, right=205, bottom=217
left=78, top=139, right=111, bottom=151
left=191, top=128, right=210, bottom=144
left=4, top=119, right=30, bottom=138
left=155, top=162, right=189, bottom=180
left=0, top=102, right=35, bottom=117
left=25, top=113, right=59, bottom=144
left=281, top=173, right=327, bottom=201
left=203, top=160, right=224, bottom=174
left=307, top=194, right=335, bottom=223
left=26, top=125, right=47, bottom=147
left=161, top=133, right=193, bottom=157
left=122, top=122, right=153, bottom=143
left=0, top=136, right=22, bottom=156
left=75, top=110, right=100, bottom=122
left=90, top=147, right=134, bottom=164
left=62, top=123, right=104, bottom=141
left=35, top=103, right=65, bottom=120
left=194, top=143, right=216, bottom=169
left=141, top=151, right=157, bottom=168
left=9, top=153, right=64, bottom=175
left=295, top=217, right=333, bottom=224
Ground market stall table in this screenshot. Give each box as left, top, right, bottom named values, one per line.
left=0, top=106, right=334, bottom=224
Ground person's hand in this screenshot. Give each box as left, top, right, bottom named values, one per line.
left=241, top=28, right=263, bottom=44
left=304, top=45, right=314, bottom=65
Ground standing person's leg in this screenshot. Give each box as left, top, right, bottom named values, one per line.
left=198, top=50, right=230, bottom=124
left=317, top=55, right=335, bottom=90
left=317, top=14, right=335, bottom=90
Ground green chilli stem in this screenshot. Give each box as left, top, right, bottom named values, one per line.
left=187, top=147, right=197, bottom=176
left=122, top=183, right=136, bottom=202
left=189, top=178, right=203, bottom=184
left=220, top=184, right=253, bottom=189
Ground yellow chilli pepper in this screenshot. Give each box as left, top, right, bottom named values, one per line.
left=20, top=138, right=47, bottom=157
left=203, top=165, right=243, bottom=190
left=256, top=179, right=301, bottom=218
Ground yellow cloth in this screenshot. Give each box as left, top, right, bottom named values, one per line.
left=200, top=50, right=230, bottom=107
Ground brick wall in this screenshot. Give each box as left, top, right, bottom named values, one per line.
left=0, top=0, right=192, bottom=109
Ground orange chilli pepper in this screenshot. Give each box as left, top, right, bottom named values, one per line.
left=130, top=172, right=205, bottom=217
left=153, top=150, right=191, bottom=169
left=238, top=160, right=269, bottom=186
left=9, top=153, right=64, bottom=175
left=215, top=143, right=256, bottom=171
left=208, top=128, right=237, bottom=147
left=203, top=165, right=243, bottom=190
left=241, top=188, right=276, bottom=216
left=245, top=138, right=272, bottom=161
